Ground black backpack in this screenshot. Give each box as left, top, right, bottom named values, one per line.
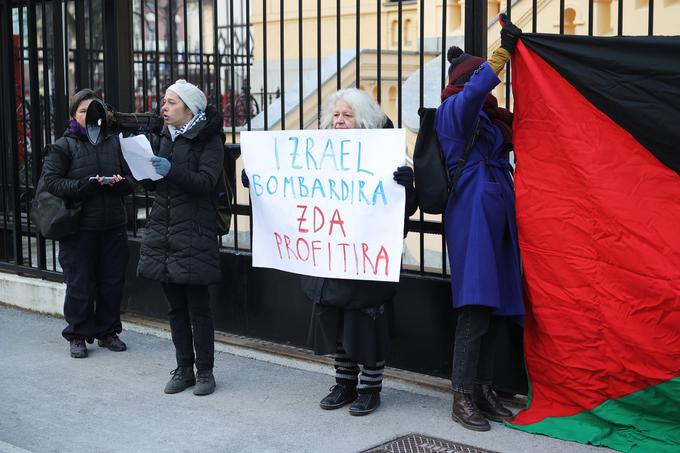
left=30, top=140, right=83, bottom=239
left=413, top=107, right=480, bottom=214
left=214, top=144, right=239, bottom=235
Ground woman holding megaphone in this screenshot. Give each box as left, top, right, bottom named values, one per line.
left=137, top=80, right=225, bottom=397
left=42, top=88, right=134, bottom=359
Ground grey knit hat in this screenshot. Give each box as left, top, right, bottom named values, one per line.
left=166, top=79, right=207, bottom=115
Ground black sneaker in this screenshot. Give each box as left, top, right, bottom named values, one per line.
left=97, top=333, right=127, bottom=352
left=193, top=370, right=216, bottom=396
left=349, top=393, right=381, bottom=416
left=320, top=384, right=358, bottom=410
left=164, top=366, right=195, bottom=394
left=69, top=338, right=87, bottom=358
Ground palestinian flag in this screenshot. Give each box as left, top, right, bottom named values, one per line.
left=508, top=34, right=680, bottom=452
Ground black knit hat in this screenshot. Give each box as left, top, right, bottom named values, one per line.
left=447, top=46, right=485, bottom=86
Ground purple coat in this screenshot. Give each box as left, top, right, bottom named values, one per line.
left=435, top=62, right=524, bottom=318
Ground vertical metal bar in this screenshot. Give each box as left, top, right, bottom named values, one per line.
left=183, top=0, right=188, bottom=78
left=441, top=0, right=449, bottom=277
left=155, top=0, right=160, bottom=108
left=336, top=0, right=340, bottom=91
left=588, top=0, right=593, bottom=36
left=141, top=0, right=148, bottom=111
left=229, top=0, right=236, bottom=139
left=617, top=0, right=623, bottom=36
left=168, top=0, right=175, bottom=82
left=64, top=0, right=70, bottom=98
left=559, top=0, right=565, bottom=34
left=532, top=0, right=537, bottom=32
left=299, top=0, right=303, bottom=129
left=53, top=0, right=67, bottom=136
left=418, top=0, right=424, bottom=109
left=2, top=0, right=24, bottom=267
left=244, top=1, right=252, bottom=251
left=316, top=0, right=321, bottom=127
left=418, top=0, right=425, bottom=274
left=229, top=0, right=238, bottom=248
left=41, top=0, right=53, bottom=144
left=465, top=0, right=487, bottom=57
left=262, top=0, right=268, bottom=130
left=376, top=0, right=381, bottom=104
left=88, top=0, right=94, bottom=88
left=0, top=1, right=8, bottom=261
left=397, top=0, right=402, bottom=127
left=18, top=1, right=33, bottom=267
left=214, top=0, right=220, bottom=109
left=103, top=0, right=134, bottom=112
left=648, top=0, right=653, bottom=36
left=74, top=0, right=88, bottom=89
left=440, top=0, right=447, bottom=89
left=505, top=0, right=512, bottom=109
left=28, top=1, right=43, bottom=187
left=244, top=0, right=250, bottom=129
left=279, top=0, right=285, bottom=130
left=355, top=0, right=359, bottom=89
left=198, top=0, right=204, bottom=87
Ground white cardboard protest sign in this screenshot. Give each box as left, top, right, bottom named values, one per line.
left=241, top=128, right=406, bottom=282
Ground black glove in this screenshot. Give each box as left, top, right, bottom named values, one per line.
left=499, top=14, right=522, bottom=53
left=77, top=177, right=99, bottom=199
left=241, top=169, right=250, bottom=188
left=393, top=166, right=414, bottom=188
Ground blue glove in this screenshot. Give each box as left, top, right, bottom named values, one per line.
left=150, top=156, right=171, bottom=177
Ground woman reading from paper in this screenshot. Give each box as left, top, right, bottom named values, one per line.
left=243, top=88, right=417, bottom=415
left=137, top=80, right=224, bottom=396
left=436, top=16, right=524, bottom=431
left=42, top=88, right=134, bottom=359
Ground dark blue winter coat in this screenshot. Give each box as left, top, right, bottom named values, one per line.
left=435, top=62, right=524, bottom=317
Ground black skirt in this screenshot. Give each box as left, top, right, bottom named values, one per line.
left=312, top=303, right=389, bottom=367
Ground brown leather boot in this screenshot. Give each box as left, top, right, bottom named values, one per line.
left=474, top=384, right=513, bottom=422
left=451, top=391, right=490, bottom=431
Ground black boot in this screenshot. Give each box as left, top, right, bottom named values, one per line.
left=164, top=366, right=195, bottom=394
left=98, top=333, right=127, bottom=352
left=320, top=384, right=358, bottom=410
left=452, top=391, right=490, bottom=432
left=349, top=392, right=381, bottom=416
left=193, top=369, right=216, bottom=396
left=69, top=338, right=87, bottom=358
left=474, top=384, right=513, bottom=422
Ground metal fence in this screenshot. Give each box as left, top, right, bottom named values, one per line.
left=0, top=0, right=667, bottom=281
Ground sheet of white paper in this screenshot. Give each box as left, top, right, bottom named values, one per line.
left=119, top=133, right=162, bottom=181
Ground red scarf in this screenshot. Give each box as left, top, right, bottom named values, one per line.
left=441, top=84, right=514, bottom=149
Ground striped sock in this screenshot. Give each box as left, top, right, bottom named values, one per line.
left=358, top=361, right=384, bottom=394
left=334, top=344, right=359, bottom=388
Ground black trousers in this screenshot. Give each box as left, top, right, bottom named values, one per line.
left=59, top=226, right=128, bottom=341
left=451, top=305, right=500, bottom=393
left=162, top=283, right=214, bottom=372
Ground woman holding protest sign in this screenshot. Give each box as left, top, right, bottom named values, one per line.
left=435, top=17, right=524, bottom=431
left=137, top=79, right=224, bottom=396
left=41, top=88, right=133, bottom=359
left=243, top=88, right=417, bottom=415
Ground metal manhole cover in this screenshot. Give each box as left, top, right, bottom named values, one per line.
left=361, top=433, right=498, bottom=453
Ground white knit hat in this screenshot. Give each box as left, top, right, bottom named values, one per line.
left=166, top=79, right=207, bottom=115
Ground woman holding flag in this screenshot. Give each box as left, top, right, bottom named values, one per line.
left=435, top=16, right=525, bottom=431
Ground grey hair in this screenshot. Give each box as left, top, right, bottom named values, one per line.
left=319, top=88, right=386, bottom=130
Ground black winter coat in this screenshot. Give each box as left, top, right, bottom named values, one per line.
left=137, top=106, right=225, bottom=285
left=42, top=130, right=134, bottom=231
